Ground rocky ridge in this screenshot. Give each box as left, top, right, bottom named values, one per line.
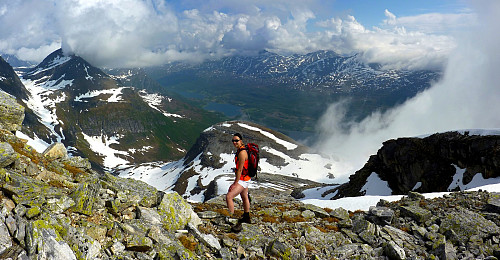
left=2, top=91, right=500, bottom=259
left=320, top=131, right=500, bottom=200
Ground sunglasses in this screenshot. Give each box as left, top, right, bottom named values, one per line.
left=231, top=139, right=240, bottom=143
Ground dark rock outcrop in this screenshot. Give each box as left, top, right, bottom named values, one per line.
left=330, top=131, right=500, bottom=199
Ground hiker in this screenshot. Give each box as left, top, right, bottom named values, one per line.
left=226, top=133, right=251, bottom=231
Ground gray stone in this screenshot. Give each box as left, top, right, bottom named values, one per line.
left=0, top=91, right=24, bottom=132
left=0, top=220, right=12, bottom=255
left=0, top=142, right=18, bottom=168
left=369, top=206, right=394, bottom=225
left=138, top=206, right=162, bottom=225
left=485, top=193, right=500, bottom=213
left=42, top=142, right=68, bottom=159
left=301, top=209, right=316, bottom=219
left=187, top=222, right=221, bottom=251
left=26, top=220, right=76, bottom=259
left=385, top=241, right=406, bottom=260
left=333, top=243, right=374, bottom=259
left=399, top=205, right=432, bottom=223
left=197, top=210, right=219, bottom=219
left=434, top=240, right=457, bottom=260
left=301, top=204, right=329, bottom=218
left=330, top=207, right=350, bottom=220
left=5, top=214, right=16, bottom=236
left=157, top=192, right=202, bottom=232
left=110, top=241, right=126, bottom=255
left=70, top=177, right=101, bottom=215
left=439, top=207, right=500, bottom=245
left=46, top=196, right=75, bottom=214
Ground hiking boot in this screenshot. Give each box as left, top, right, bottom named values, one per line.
left=240, top=212, right=251, bottom=224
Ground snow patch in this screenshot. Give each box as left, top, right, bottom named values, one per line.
left=74, top=87, right=127, bottom=103
left=448, top=164, right=500, bottom=191
left=82, top=132, right=129, bottom=169
left=237, top=122, right=298, bottom=150
left=138, top=90, right=184, bottom=118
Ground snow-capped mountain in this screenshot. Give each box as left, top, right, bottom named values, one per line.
left=119, top=121, right=337, bottom=202
left=7, top=49, right=221, bottom=172
left=152, top=50, right=441, bottom=92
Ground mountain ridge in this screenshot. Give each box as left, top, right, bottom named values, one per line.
left=2, top=49, right=223, bottom=172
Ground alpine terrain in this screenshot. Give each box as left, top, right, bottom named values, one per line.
left=1, top=51, right=223, bottom=172
left=2, top=92, right=500, bottom=259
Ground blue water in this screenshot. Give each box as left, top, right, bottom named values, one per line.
left=204, top=102, right=242, bottom=118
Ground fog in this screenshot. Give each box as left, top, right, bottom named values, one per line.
left=314, top=1, right=500, bottom=183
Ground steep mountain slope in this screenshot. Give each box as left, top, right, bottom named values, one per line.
left=0, top=56, right=50, bottom=139
left=119, top=120, right=336, bottom=202
left=15, top=49, right=222, bottom=171
left=146, top=50, right=442, bottom=137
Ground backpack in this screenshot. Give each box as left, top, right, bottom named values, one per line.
left=238, top=143, right=259, bottom=178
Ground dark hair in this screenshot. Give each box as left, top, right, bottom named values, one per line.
left=233, top=133, right=243, bottom=140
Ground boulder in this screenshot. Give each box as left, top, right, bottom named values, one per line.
left=25, top=220, right=76, bottom=259
left=42, top=142, right=68, bottom=159
left=0, top=142, right=18, bottom=168
left=0, top=91, right=24, bottom=132
left=439, top=207, right=500, bottom=245
left=157, top=192, right=202, bottom=232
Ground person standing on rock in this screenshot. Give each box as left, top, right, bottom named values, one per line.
left=226, top=133, right=251, bottom=232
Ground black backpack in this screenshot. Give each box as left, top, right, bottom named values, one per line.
left=238, top=143, right=259, bottom=178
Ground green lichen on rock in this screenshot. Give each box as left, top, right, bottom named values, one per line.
left=1, top=170, right=62, bottom=207
left=101, top=173, right=161, bottom=207
left=0, top=91, right=25, bottom=132
left=70, top=177, right=100, bottom=215
left=157, top=192, right=200, bottom=232
left=439, top=206, right=500, bottom=245
left=0, top=142, right=19, bottom=167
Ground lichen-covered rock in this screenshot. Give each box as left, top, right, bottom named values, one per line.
left=399, top=205, right=432, bottom=223
left=301, top=203, right=329, bottom=218
left=70, top=177, right=100, bottom=215
left=0, top=91, right=24, bottom=132
left=157, top=192, right=201, bottom=232
left=385, top=240, right=406, bottom=260
left=439, top=206, right=500, bottom=245
left=25, top=220, right=77, bottom=259
left=101, top=173, right=161, bottom=208
left=1, top=170, right=61, bottom=207
left=0, top=220, right=12, bottom=255
left=332, top=243, right=374, bottom=259
left=0, top=142, right=18, bottom=168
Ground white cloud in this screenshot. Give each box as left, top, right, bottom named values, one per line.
left=314, top=0, right=500, bottom=181
left=0, top=0, right=476, bottom=69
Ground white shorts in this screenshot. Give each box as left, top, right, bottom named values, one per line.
left=238, top=180, right=250, bottom=189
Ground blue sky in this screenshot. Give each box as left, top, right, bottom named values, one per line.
left=330, top=0, right=469, bottom=28
left=0, top=0, right=477, bottom=69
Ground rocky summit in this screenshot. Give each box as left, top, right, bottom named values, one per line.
left=2, top=91, right=500, bottom=259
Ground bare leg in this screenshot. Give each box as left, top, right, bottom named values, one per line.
left=226, top=184, right=245, bottom=214
left=240, top=187, right=250, bottom=213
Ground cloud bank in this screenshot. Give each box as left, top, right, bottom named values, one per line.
left=0, top=0, right=473, bottom=69
left=315, top=0, right=500, bottom=183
